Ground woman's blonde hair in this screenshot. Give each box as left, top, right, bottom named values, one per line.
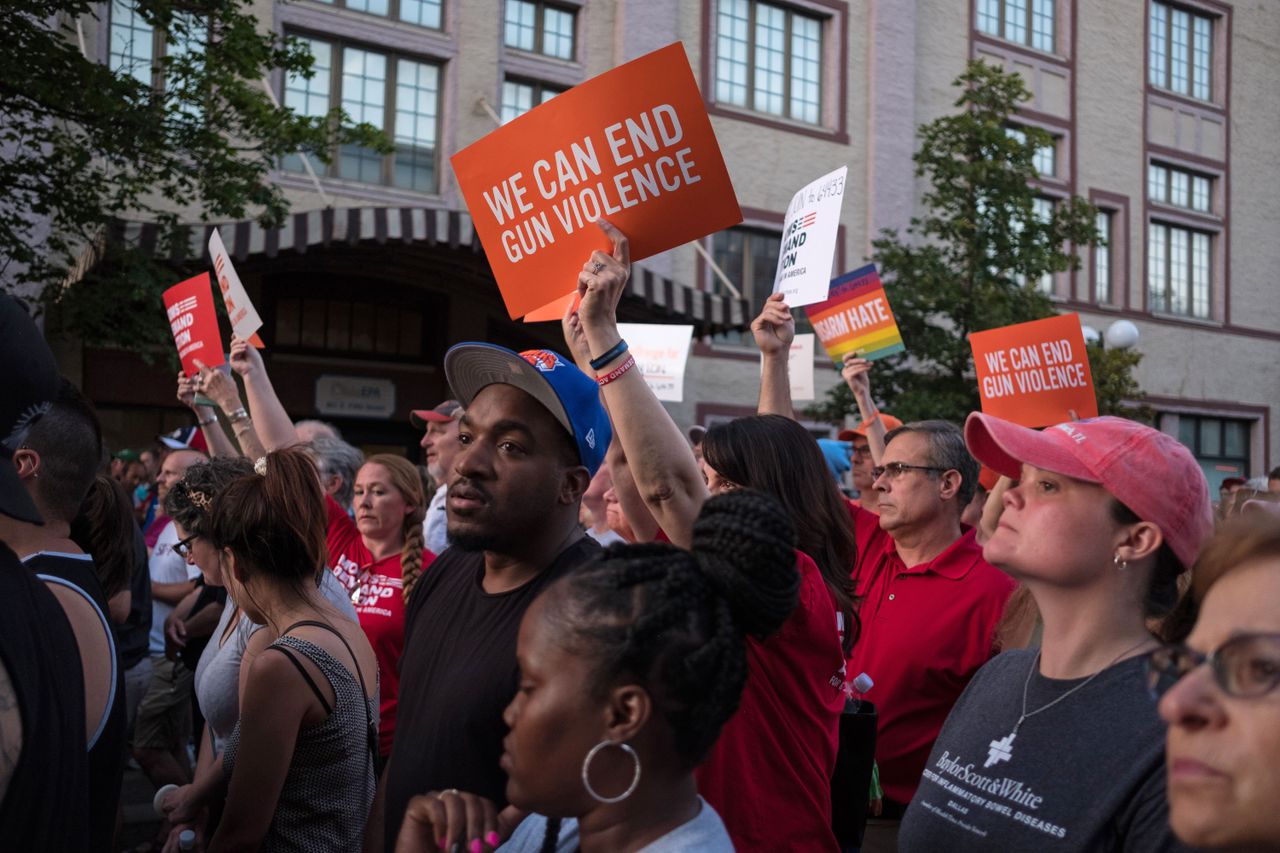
left=363, top=454, right=427, bottom=602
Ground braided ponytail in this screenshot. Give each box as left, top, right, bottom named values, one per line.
left=362, top=454, right=428, bottom=604
left=548, top=490, right=797, bottom=768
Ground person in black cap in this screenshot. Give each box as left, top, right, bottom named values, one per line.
left=0, top=294, right=91, bottom=850
left=372, top=343, right=612, bottom=852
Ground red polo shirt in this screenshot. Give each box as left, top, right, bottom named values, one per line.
left=845, top=504, right=1014, bottom=805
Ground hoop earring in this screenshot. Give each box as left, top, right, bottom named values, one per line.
left=1113, top=553, right=1128, bottom=571
left=581, top=740, right=641, bottom=804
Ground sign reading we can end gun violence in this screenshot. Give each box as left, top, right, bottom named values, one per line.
left=969, top=313, right=1098, bottom=428
left=804, top=264, right=904, bottom=363
left=452, top=42, right=742, bottom=320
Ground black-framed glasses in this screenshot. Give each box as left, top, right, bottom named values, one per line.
left=174, top=534, right=198, bottom=558
left=1145, top=632, right=1280, bottom=699
left=871, top=462, right=951, bottom=481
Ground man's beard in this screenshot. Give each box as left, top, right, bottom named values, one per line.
left=447, top=526, right=502, bottom=553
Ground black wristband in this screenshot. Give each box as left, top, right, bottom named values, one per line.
left=589, top=339, right=629, bottom=371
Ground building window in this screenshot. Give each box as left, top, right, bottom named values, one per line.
left=283, top=36, right=441, bottom=192
left=1094, top=211, right=1112, bottom=304
left=109, top=0, right=207, bottom=96
left=976, top=0, right=1056, bottom=53
left=1148, top=163, right=1213, bottom=213
left=1148, top=222, right=1210, bottom=318
left=275, top=296, right=425, bottom=358
left=500, top=78, right=564, bottom=124
left=308, top=0, right=443, bottom=30
left=1150, top=2, right=1213, bottom=101
left=504, top=0, right=576, bottom=60
left=711, top=225, right=781, bottom=323
left=1006, top=127, right=1057, bottom=178
left=1012, top=197, right=1055, bottom=294
left=1166, top=413, right=1251, bottom=493
left=714, top=0, right=824, bottom=125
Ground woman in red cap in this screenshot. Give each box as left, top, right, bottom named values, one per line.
left=898, top=414, right=1213, bottom=852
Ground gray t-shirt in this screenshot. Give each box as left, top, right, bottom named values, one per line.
left=899, top=650, right=1192, bottom=853
left=500, top=797, right=732, bottom=853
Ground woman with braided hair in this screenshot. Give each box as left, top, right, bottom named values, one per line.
left=395, top=490, right=796, bottom=852
left=562, top=221, right=848, bottom=850
left=326, top=453, right=433, bottom=761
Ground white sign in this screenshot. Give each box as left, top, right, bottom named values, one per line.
left=772, top=165, right=847, bottom=308
left=789, top=334, right=815, bottom=400
left=208, top=229, right=264, bottom=342
left=315, top=375, right=396, bottom=419
left=617, top=323, right=694, bottom=402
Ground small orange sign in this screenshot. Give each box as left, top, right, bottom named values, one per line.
left=969, top=314, right=1097, bottom=427
left=452, top=42, right=742, bottom=319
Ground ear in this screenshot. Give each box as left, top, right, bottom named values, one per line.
left=937, top=469, right=963, bottom=502
left=222, top=548, right=247, bottom=584
left=602, top=683, right=652, bottom=744
left=12, top=448, right=39, bottom=482
left=1114, top=520, right=1164, bottom=564
left=560, top=465, right=592, bottom=507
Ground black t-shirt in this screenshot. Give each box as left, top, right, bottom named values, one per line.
left=26, top=551, right=128, bottom=853
left=114, top=524, right=153, bottom=670
left=0, top=544, right=90, bottom=851
left=384, top=536, right=600, bottom=853
left=899, top=650, right=1192, bottom=853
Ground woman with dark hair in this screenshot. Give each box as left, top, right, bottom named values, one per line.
left=326, top=453, right=433, bottom=761
left=1151, top=514, right=1280, bottom=850
left=203, top=448, right=378, bottom=852
left=70, top=475, right=137, bottom=623
left=563, top=222, right=849, bottom=851
left=897, top=414, right=1214, bottom=851
left=397, top=491, right=795, bottom=852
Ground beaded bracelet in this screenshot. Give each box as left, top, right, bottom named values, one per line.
left=589, top=339, right=629, bottom=371
left=596, top=354, right=636, bottom=387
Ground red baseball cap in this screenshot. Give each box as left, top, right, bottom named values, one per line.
left=964, top=413, right=1213, bottom=570
left=838, top=413, right=904, bottom=443
left=410, top=399, right=461, bottom=429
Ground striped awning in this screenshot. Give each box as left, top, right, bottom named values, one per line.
left=111, top=206, right=749, bottom=329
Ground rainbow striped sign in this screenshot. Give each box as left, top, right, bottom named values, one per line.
left=804, top=264, right=904, bottom=362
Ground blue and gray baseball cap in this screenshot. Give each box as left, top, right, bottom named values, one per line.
left=443, top=343, right=611, bottom=476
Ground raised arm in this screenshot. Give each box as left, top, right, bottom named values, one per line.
left=193, top=359, right=267, bottom=461
left=228, top=337, right=299, bottom=451
left=841, top=354, right=888, bottom=464
left=753, top=292, right=796, bottom=418
left=569, top=221, right=708, bottom=548
left=177, top=369, right=239, bottom=459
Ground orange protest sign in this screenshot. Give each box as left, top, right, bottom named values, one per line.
left=452, top=42, right=741, bottom=319
left=969, top=313, right=1097, bottom=428
left=163, top=273, right=225, bottom=375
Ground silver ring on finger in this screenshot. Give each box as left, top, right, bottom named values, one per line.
left=592, top=261, right=605, bottom=274
left=437, top=788, right=460, bottom=799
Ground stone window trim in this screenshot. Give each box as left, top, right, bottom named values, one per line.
left=972, top=0, right=1068, bottom=60
left=1145, top=0, right=1230, bottom=110
left=1086, top=189, right=1130, bottom=310
left=1146, top=152, right=1225, bottom=219
left=502, top=0, right=581, bottom=63
left=700, top=0, right=850, bottom=144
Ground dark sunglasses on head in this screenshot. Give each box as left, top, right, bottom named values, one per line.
left=1145, top=631, right=1280, bottom=699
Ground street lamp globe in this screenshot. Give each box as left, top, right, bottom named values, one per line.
left=1104, top=319, right=1140, bottom=350
left=1081, top=324, right=1102, bottom=346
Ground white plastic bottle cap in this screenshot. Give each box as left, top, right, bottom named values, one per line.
left=178, top=829, right=196, bottom=850
left=153, top=783, right=179, bottom=817
left=852, top=672, right=874, bottom=694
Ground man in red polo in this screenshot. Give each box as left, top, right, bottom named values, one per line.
left=846, top=415, right=1015, bottom=851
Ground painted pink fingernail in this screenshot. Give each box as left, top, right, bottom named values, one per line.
left=436, top=837, right=446, bottom=849
left=485, top=832, right=501, bottom=847
left=469, top=840, right=482, bottom=853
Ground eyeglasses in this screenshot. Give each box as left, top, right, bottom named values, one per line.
left=870, top=462, right=951, bottom=481
left=850, top=445, right=871, bottom=458
left=174, top=534, right=198, bottom=558
left=1145, top=632, right=1280, bottom=699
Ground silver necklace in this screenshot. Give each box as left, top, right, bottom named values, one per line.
left=984, top=637, right=1153, bottom=769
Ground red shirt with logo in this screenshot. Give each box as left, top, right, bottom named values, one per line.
left=696, top=549, right=845, bottom=852
left=844, top=504, right=1015, bottom=804
left=326, top=496, right=434, bottom=757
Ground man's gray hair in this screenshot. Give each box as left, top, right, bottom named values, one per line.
left=884, top=420, right=979, bottom=510
left=309, top=436, right=364, bottom=509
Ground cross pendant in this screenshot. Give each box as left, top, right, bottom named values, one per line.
left=985, top=731, right=1016, bottom=768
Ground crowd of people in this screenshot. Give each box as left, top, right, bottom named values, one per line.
left=2, top=220, right=1279, bottom=852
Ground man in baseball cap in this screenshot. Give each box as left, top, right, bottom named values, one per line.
left=378, top=344, right=611, bottom=850
left=410, top=399, right=463, bottom=554
left=839, top=414, right=903, bottom=514
left=0, top=294, right=91, bottom=848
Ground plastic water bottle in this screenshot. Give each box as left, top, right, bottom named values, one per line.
left=178, top=829, right=196, bottom=851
